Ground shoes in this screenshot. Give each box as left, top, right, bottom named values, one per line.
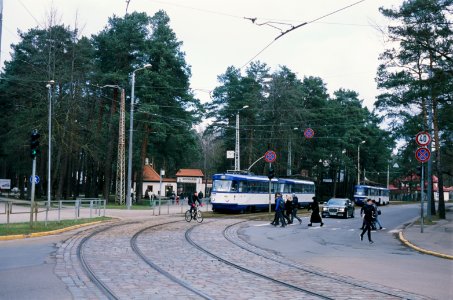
left=380, top=227, right=383, bottom=230
left=360, top=235, right=363, bottom=241
left=281, top=225, right=286, bottom=228
left=369, top=240, right=374, bottom=244
left=308, top=223, right=312, bottom=226
left=299, top=220, right=302, bottom=224
left=320, top=223, right=324, bottom=227
left=359, top=228, right=364, bottom=230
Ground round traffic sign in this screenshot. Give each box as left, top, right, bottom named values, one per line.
left=304, top=128, right=315, bottom=139
left=415, top=147, right=431, bottom=163
left=415, top=131, right=431, bottom=146
left=264, top=150, right=277, bottom=163
left=29, top=175, right=40, bottom=184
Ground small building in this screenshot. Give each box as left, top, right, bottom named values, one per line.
left=139, top=166, right=212, bottom=198
left=140, top=165, right=176, bottom=198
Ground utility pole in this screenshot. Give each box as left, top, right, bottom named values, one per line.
left=116, top=89, right=126, bottom=205
left=0, top=0, right=3, bottom=64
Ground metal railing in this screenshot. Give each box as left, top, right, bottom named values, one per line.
left=148, top=197, right=211, bottom=216
left=0, top=197, right=106, bottom=225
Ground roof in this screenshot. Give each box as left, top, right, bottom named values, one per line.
left=142, top=165, right=176, bottom=182
left=176, top=169, right=204, bottom=177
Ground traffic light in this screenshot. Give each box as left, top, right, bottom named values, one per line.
left=416, top=165, right=422, bottom=177
left=268, top=166, right=275, bottom=179
left=30, top=130, right=40, bottom=159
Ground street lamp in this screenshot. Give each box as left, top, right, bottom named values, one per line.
left=45, top=80, right=54, bottom=225
left=357, top=140, right=366, bottom=185
left=234, top=105, right=249, bottom=171
left=127, top=64, right=152, bottom=209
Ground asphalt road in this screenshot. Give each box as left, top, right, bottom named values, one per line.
left=241, top=204, right=452, bottom=300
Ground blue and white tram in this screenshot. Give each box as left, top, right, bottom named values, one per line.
left=353, top=185, right=390, bottom=206
left=210, top=173, right=315, bottom=212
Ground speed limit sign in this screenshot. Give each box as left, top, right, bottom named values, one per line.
left=415, top=131, right=431, bottom=147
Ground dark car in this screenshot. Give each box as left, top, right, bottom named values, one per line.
left=321, top=198, right=355, bottom=219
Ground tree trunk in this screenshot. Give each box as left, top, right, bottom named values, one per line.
left=137, top=124, right=151, bottom=203
left=103, top=89, right=118, bottom=202
left=433, top=97, right=445, bottom=218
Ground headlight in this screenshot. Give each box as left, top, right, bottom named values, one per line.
left=338, top=208, right=345, bottom=212
left=322, top=207, right=328, bottom=211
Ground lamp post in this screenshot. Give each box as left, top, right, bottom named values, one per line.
left=45, top=80, right=54, bottom=225
left=234, top=105, right=248, bottom=171
left=357, top=141, right=365, bottom=185
left=127, top=64, right=152, bottom=209
left=287, top=127, right=298, bottom=176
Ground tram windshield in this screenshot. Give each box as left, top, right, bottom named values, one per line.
left=212, top=180, right=232, bottom=192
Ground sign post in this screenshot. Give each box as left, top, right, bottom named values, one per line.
left=415, top=131, right=431, bottom=233
left=264, top=151, right=277, bottom=216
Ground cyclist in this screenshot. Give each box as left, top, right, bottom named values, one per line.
left=188, top=191, right=201, bottom=217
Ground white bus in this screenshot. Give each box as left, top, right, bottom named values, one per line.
left=353, top=185, right=390, bottom=206
left=211, top=173, right=315, bottom=212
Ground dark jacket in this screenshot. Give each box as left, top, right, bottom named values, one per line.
left=292, top=195, right=299, bottom=208
left=309, top=200, right=322, bottom=223
left=188, top=193, right=200, bottom=206
left=362, top=203, right=375, bottom=222
left=285, top=199, right=293, bottom=214
left=275, top=197, right=285, bottom=211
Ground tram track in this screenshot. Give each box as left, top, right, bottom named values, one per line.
left=64, top=216, right=428, bottom=299
left=222, top=220, right=415, bottom=300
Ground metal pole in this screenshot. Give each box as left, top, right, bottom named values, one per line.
left=387, top=163, right=390, bottom=189
left=29, top=158, right=36, bottom=228
left=421, top=163, right=424, bottom=233
left=46, top=82, right=53, bottom=225
left=268, top=163, right=272, bottom=216
left=357, top=144, right=360, bottom=184
left=287, top=137, right=292, bottom=176
left=235, top=112, right=240, bottom=171
left=159, top=170, right=163, bottom=215
left=126, top=65, right=151, bottom=208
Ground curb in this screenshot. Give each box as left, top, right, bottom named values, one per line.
left=0, top=220, right=104, bottom=241
left=398, top=231, right=453, bottom=260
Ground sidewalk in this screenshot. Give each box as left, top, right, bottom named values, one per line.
left=399, top=204, right=453, bottom=260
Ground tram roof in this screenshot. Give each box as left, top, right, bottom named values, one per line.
left=212, top=173, right=314, bottom=184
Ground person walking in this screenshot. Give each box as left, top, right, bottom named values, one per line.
left=273, top=193, right=287, bottom=227
left=372, top=199, right=383, bottom=230
left=291, top=193, right=302, bottom=224
left=360, top=198, right=375, bottom=244
left=284, top=195, right=293, bottom=224
left=307, top=196, right=324, bottom=227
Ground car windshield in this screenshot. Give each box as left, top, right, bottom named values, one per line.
left=328, top=199, right=347, bottom=206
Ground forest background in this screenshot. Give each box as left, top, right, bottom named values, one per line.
left=0, top=0, right=451, bottom=217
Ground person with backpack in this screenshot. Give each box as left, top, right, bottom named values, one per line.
left=372, top=199, right=383, bottom=230
left=273, top=193, right=287, bottom=227
left=360, top=198, right=375, bottom=244
left=284, top=195, right=293, bottom=224
left=290, top=193, right=302, bottom=224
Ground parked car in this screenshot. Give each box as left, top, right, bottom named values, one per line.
left=321, top=198, right=355, bottom=219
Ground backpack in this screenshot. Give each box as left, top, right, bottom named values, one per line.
left=292, top=196, right=299, bottom=207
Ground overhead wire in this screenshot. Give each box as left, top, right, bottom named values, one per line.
left=240, top=0, right=367, bottom=69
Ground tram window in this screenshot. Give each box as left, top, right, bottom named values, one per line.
left=231, top=181, right=239, bottom=192
left=212, top=180, right=232, bottom=192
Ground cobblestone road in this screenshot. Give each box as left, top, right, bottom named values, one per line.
left=55, top=217, right=430, bottom=300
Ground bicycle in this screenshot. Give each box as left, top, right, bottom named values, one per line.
left=185, top=204, right=203, bottom=223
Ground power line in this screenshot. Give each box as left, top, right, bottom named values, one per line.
left=241, top=0, right=367, bottom=69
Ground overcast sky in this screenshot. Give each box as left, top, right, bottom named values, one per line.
left=1, top=0, right=404, bottom=109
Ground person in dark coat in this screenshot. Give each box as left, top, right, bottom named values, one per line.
left=188, top=191, right=201, bottom=216
left=284, top=195, right=293, bottom=224
left=360, top=199, right=375, bottom=244
left=290, top=194, right=302, bottom=224
left=308, top=196, right=324, bottom=227
left=271, top=193, right=280, bottom=226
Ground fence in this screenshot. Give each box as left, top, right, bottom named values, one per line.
left=0, top=197, right=106, bottom=225
left=148, top=196, right=211, bottom=216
